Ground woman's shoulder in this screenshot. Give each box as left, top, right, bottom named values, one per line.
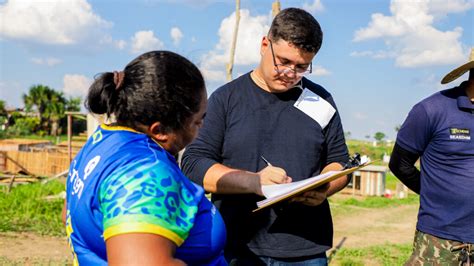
left=99, top=153, right=204, bottom=244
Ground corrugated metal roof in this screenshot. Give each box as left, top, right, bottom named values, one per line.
left=359, top=165, right=387, bottom=172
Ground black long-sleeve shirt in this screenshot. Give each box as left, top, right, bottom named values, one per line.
left=389, top=143, right=421, bottom=194
left=182, top=73, right=349, bottom=259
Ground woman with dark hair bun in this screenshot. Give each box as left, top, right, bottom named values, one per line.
left=63, top=51, right=227, bottom=265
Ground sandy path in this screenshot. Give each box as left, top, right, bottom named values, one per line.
left=0, top=232, right=71, bottom=264
left=332, top=203, right=418, bottom=249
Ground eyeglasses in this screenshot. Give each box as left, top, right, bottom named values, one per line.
left=268, top=39, right=312, bottom=77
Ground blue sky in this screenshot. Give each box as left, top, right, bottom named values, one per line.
left=0, top=0, right=473, bottom=140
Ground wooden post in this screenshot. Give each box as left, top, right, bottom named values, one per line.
left=7, top=175, right=16, bottom=193
left=226, top=0, right=241, bottom=81
left=0, top=151, right=6, bottom=172
left=272, top=0, right=281, bottom=18
left=352, top=177, right=355, bottom=196
left=65, top=111, right=86, bottom=163
left=67, top=113, right=72, bottom=163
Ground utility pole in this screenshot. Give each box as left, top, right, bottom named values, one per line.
left=272, top=0, right=281, bottom=18
left=226, top=0, right=240, bottom=81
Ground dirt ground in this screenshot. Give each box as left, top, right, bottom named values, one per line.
left=0, top=200, right=418, bottom=265
left=332, top=203, right=418, bottom=249
left=0, top=232, right=71, bottom=264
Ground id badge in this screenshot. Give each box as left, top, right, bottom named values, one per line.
left=293, top=88, right=336, bottom=129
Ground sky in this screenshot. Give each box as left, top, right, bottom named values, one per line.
left=0, top=0, right=473, bottom=140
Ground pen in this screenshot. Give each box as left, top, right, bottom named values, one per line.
left=261, top=155, right=272, bottom=166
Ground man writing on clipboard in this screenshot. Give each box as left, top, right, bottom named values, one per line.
left=182, top=8, right=349, bottom=265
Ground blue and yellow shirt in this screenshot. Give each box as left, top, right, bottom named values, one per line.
left=65, top=124, right=227, bottom=265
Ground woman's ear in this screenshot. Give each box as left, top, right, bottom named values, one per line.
left=148, top=122, right=169, bottom=142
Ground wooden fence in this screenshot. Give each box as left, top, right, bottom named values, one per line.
left=0, top=150, right=75, bottom=177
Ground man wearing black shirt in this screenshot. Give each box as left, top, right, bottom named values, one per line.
left=182, top=8, right=349, bottom=265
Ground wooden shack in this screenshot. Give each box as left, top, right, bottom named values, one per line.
left=0, top=138, right=51, bottom=152
left=344, top=165, right=387, bottom=196
left=0, top=138, right=78, bottom=177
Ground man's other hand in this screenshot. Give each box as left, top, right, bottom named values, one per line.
left=290, top=183, right=329, bottom=206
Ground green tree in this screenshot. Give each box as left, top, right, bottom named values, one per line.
left=374, top=132, right=386, bottom=142
left=395, top=124, right=401, bottom=132
left=0, top=100, right=7, bottom=137
left=23, top=85, right=51, bottom=131
left=344, top=131, right=351, bottom=139
left=45, top=92, right=67, bottom=136
left=6, top=115, right=40, bottom=136
left=66, top=97, right=81, bottom=112
left=22, top=85, right=80, bottom=136
left=0, top=100, right=6, bottom=116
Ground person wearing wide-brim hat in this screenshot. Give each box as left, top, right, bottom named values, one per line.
left=390, top=48, right=474, bottom=265
left=441, top=48, right=474, bottom=84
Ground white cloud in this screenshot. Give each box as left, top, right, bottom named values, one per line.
left=352, top=0, right=470, bottom=67
left=62, top=74, right=92, bottom=98
left=100, top=35, right=127, bottom=50
left=201, top=68, right=227, bottom=83
left=115, top=40, right=127, bottom=50
left=310, top=65, right=331, bottom=76
left=170, top=27, right=184, bottom=46
left=302, top=0, right=325, bottom=13
left=353, top=13, right=407, bottom=41
left=200, top=9, right=270, bottom=82
left=31, top=57, right=62, bottom=66
left=354, top=112, right=368, bottom=120
left=0, top=0, right=112, bottom=45
left=350, top=50, right=396, bottom=59
left=429, top=0, right=474, bottom=17
left=131, top=30, right=165, bottom=54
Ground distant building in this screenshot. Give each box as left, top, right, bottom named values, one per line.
left=344, top=165, right=387, bottom=196
left=87, top=113, right=110, bottom=138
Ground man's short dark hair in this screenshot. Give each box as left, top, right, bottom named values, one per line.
left=268, top=8, right=323, bottom=54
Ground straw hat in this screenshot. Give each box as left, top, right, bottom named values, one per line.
left=441, top=48, right=474, bottom=84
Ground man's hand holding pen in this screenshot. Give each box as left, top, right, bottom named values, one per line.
left=258, top=165, right=292, bottom=185
left=257, top=156, right=292, bottom=196
left=258, top=155, right=330, bottom=207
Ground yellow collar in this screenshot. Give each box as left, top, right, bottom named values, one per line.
left=100, top=124, right=141, bottom=133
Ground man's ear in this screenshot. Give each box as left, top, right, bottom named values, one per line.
left=148, top=122, right=169, bottom=142
left=260, top=36, right=269, bottom=56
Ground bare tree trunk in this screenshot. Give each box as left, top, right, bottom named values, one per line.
left=226, top=0, right=240, bottom=81
left=50, top=118, right=59, bottom=136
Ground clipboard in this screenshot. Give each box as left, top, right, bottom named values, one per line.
left=253, top=161, right=373, bottom=212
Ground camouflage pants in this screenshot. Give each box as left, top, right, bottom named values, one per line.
left=405, top=230, right=473, bottom=266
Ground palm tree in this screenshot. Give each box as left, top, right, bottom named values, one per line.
left=66, top=97, right=81, bottom=112
left=23, top=85, right=79, bottom=136
left=23, top=85, right=51, bottom=131
left=45, top=91, right=66, bottom=136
